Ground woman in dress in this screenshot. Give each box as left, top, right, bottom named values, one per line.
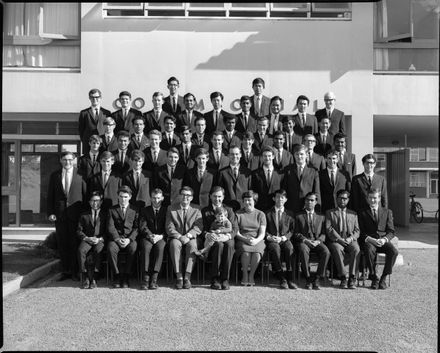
left=235, top=190, right=267, bottom=286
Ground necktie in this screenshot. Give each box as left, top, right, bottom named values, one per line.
left=106, top=135, right=110, bottom=144
left=182, top=209, right=187, bottom=234
left=198, top=169, right=203, bottom=182
left=307, top=151, right=311, bottom=164
left=277, top=210, right=282, bottom=236
left=298, top=166, right=303, bottom=178
left=322, top=134, right=327, bottom=144
left=120, top=151, right=125, bottom=164
left=327, top=110, right=331, bottom=119
left=170, top=166, right=174, bottom=179
left=341, top=210, right=347, bottom=236
left=153, top=151, right=158, bottom=163
left=266, top=169, right=271, bottom=184
left=91, top=154, right=96, bottom=164
left=122, top=207, right=126, bottom=219
left=256, top=97, right=261, bottom=116
left=154, top=209, right=158, bottom=231
left=214, top=111, right=219, bottom=127
left=168, top=134, right=172, bottom=146
left=172, top=97, right=177, bottom=112
left=103, top=172, right=109, bottom=186
left=246, top=151, right=250, bottom=162
left=338, top=152, right=343, bottom=164
left=244, top=114, right=248, bottom=129
left=233, top=166, right=238, bottom=179
left=184, top=145, right=189, bottom=161
left=134, top=171, right=139, bottom=189
left=331, top=170, right=335, bottom=186
left=308, top=212, right=314, bottom=234
left=95, top=109, right=99, bottom=122
left=137, top=135, right=142, bottom=144
left=368, top=176, right=372, bottom=186
left=373, top=209, right=377, bottom=222
left=216, top=151, right=220, bottom=164
left=155, top=111, right=159, bottom=122
left=64, top=171, right=70, bottom=195
left=302, top=113, right=306, bottom=128
left=277, top=150, right=281, bottom=164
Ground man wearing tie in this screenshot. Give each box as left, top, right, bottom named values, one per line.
left=99, top=117, right=118, bottom=153
left=293, top=95, right=318, bottom=138
left=76, top=191, right=106, bottom=289
left=138, top=188, right=168, bottom=290
left=178, top=125, right=196, bottom=169
left=142, top=129, right=167, bottom=171
left=129, top=116, right=149, bottom=151
left=358, top=189, right=398, bottom=290
left=162, top=76, right=185, bottom=118
left=160, top=115, right=181, bottom=151
left=222, top=115, right=242, bottom=154
left=302, top=134, right=326, bottom=172
left=166, top=186, right=203, bottom=289
left=208, top=131, right=230, bottom=171
left=235, top=95, right=257, bottom=134
left=252, top=116, right=273, bottom=156
left=272, top=130, right=294, bottom=173
left=266, top=96, right=285, bottom=136
left=112, top=90, right=142, bottom=135
left=325, top=190, right=360, bottom=289
left=240, top=131, right=261, bottom=172
left=250, top=77, right=270, bottom=118
left=176, top=92, right=203, bottom=132
left=107, top=185, right=139, bottom=288
left=191, top=116, right=210, bottom=150
left=112, top=130, right=132, bottom=175
left=282, top=115, right=302, bottom=155
left=204, top=91, right=231, bottom=135
left=315, top=91, right=345, bottom=135
left=293, top=192, right=330, bottom=290
left=77, top=135, right=102, bottom=181
left=314, top=116, right=334, bottom=156
left=144, top=92, right=167, bottom=133
left=333, top=132, right=357, bottom=182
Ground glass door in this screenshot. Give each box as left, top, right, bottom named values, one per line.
left=2, top=140, right=19, bottom=226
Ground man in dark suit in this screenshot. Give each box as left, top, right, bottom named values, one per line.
left=314, top=116, right=334, bottom=157
left=160, top=115, right=181, bottom=151
left=217, top=146, right=252, bottom=211
left=272, top=130, right=294, bottom=173
left=121, top=150, right=152, bottom=208
left=78, top=88, right=111, bottom=154
left=282, top=115, right=303, bottom=155
left=208, top=131, right=230, bottom=171
left=142, top=129, right=167, bottom=171
left=240, top=131, right=261, bottom=171
left=251, top=146, right=284, bottom=211
left=143, top=92, right=168, bottom=133
left=153, top=147, right=185, bottom=207
left=204, top=91, right=232, bottom=135
left=176, top=92, right=204, bottom=132
left=222, top=114, right=242, bottom=154
left=162, top=76, right=185, bottom=118
left=285, top=144, right=321, bottom=213
left=265, top=189, right=298, bottom=289
left=107, top=185, right=139, bottom=288
left=191, top=116, right=210, bottom=150
left=99, top=117, right=118, bottom=153
left=47, top=151, right=87, bottom=281
left=129, top=116, right=149, bottom=151
left=293, top=95, right=318, bottom=138
left=112, top=90, right=142, bottom=135
left=293, top=192, right=330, bottom=290
left=302, top=134, right=326, bottom=172
left=351, top=153, right=388, bottom=212
left=166, top=186, right=203, bottom=289
left=358, top=189, right=399, bottom=289
left=201, top=186, right=238, bottom=290
left=250, top=77, right=270, bottom=118
left=325, top=190, right=360, bottom=289
left=319, top=151, right=350, bottom=213
left=77, top=134, right=102, bottom=181
left=252, top=116, right=273, bottom=156
left=334, top=132, right=356, bottom=182
left=76, top=191, right=106, bottom=289
left=177, top=125, right=197, bottom=169
left=315, top=91, right=345, bottom=135
left=266, top=96, right=286, bottom=136
left=138, top=188, right=168, bottom=290
left=183, top=148, right=216, bottom=209
left=112, top=130, right=132, bottom=175
left=235, top=95, right=257, bottom=134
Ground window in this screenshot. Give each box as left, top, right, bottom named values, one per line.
left=3, top=3, right=80, bottom=70
left=427, top=148, right=438, bottom=162
left=410, top=148, right=427, bottom=162
left=410, top=171, right=426, bottom=187
left=429, top=171, right=438, bottom=195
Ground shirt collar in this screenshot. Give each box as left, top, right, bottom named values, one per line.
left=153, top=206, right=161, bottom=213
left=338, top=207, right=346, bottom=213
left=364, top=172, right=375, bottom=178
left=274, top=206, right=284, bottom=214
left=306, top=209, right=314, bottom=215
left=263, top=165, right=274, bottom=173
left=371, top=206, right=379, bottom=212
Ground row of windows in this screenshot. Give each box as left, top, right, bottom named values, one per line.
left=409, top=147, right=438, bottom=162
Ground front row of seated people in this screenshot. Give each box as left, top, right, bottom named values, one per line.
left=77, top=184, right=398, bottom=291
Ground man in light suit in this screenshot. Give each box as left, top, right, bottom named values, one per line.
left=107, top=185, right=139, bottom=288
left=204, top=91, right=232, bottom=136
left=76, top=191, right=106, bottom=289
left=293, top=192, right=330, bottom=290
left=250, top=77, right=270, bottom=118
left=334, top=133, right=356, bottom=182
left=112, top=90, right=143, bottom=135
left=266, top=96, right=286, bottom=136
left=78, top=88, right=111, bottom=154
left=293, top=95, right=318, bottom=138
left=358, top=189, right=398, bottom=289
left=47, top=151, right=87, bottom=281
left=325, top=189, right=360, bottom=289
left=302, top=134, right=326, bottom=172
left=129, top=116, right=149, bottom=151
left=166, top=186, right=203, bottom=289
left=235, top=95, right=257, bottom=134
left=176, top=92, right=204, bottom=132
left=144, top=92, right=168, bottom=133
left=351, top=153, right=388, bottom=212
left=315, top=91, right=345, bottom=135
left=162, top=76, right=185, bottom=118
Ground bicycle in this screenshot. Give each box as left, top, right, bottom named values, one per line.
left=409, top=192, right=424, bottom=223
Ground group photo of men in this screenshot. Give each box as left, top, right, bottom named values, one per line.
left=48, top=76, right=399, bottom=292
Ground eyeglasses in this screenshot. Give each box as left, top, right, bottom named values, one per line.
left=181, top=193, right=192, bottom=198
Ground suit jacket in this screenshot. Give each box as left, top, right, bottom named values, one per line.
left=177, top=143, right=197, bottom=169
left=99, top=134, right=118, bottom=153
left=217, top=165, right=252, bottom=210
left=78, top=107, right=111, bottom=147
left=112, top=149, right=132, bottom=176
left=266, top=114, right=286, bottom=136
left=272, top=148, right=294, bottom=173
left=112, top=108, right=143, bottom=135
left=191, top=133, right=210, bottom=151
left=325, top=208, right=360, bottom=242
left=319, top=168, right=350, bottom=213
left=163, top=95, right=185, bottom=118
left=204, top=109, right=232, bottom=136
left=222, top=130, right=242, bottom=154
left=201, top=204, right=238, bottom=240
left=284, top=165, right=320, bottom=213
left=315, top=108, right=345, bottom=135
left=88, top=171, right=122, bottom=211
left=77, top=153, right=101, bottom=181
left=293, top=113, right=318, bottom=137
left=265, top=207, right=295, bottom=241
left=142, top=148, right=168, bottom=171
left=143, top=109, right=168, bottom=133
left=314, top=132, right=334, bottom=156
left=250, top=94, right=270, bottom=118
left=160, top=132, right=181, bottom=151
left=293, top=211, right=326, bottom=243
left=153, top=164, right=186, bottom=207
left=235, top=112, right=257, bottom=134
left=337, top=151, right=356, bottom=182
left=283, top=131, right=303, bottom=154
left=129, top=133, right=149, bottom=152
left=183, top=167, right=216, bottom=209
left=121, top=169, right=152, bottom=208
left=251, top=168, right=284, bottom=211
left=306, top=152, right=326, bottom=172
left=252, top=133, right=273, bottom=156
left=176, top=110, right=204, bottom=132
left=139, top=205, right=168, bottom=239
left=76, top=209, right=107, bottom=241
left=166, top=203, right=203, bottom=239
left=47, top=167, right=86, bottom=221
left=351, top=173, right=388, bottom=212
left=207, top=149, right=230, bottom=171
left=107, top=204, right=139, bottom=242
left=358, top=207, right=395, bottom=242
left=240, top=149, right=261, bottom=172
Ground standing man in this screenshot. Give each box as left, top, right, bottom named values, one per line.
left=207, top=131, right=230, bottom=171
left=282, top=115, right=302, bottom=155
left=314, top=116, right=334, bottom=157
left=252, top=116, right=273, bottom=156
left=358, top=189, right=398, bottom=289
left=99, top=117, right=118, bottom=153
left=302, top=134, right=326, bottom=172
left=250, top=77, right=270, bottom=118
left=240, top=131, right=261, bottom=172
left=166, top=186, right=203, bottom=289
left=129, top=116, right=149, bottom=152
left=191, top=116, right=210, bottom=150
left=201, top=186, right=238, bottom=290
left=266, top=96, right=285, bottom=136
left=107, top=186, right=139, bottom=288
left=235, top=95, right=257, bottom=134
left=78, top=88, right=111, bottom=154
left=333, top=132, right=356, bottom=182
left=204, top=91, right=231, bottom=135
left=160, top=115, right=181, bottom=151
left=293, top=95, right=318, bottom=138
left=112, top=130, right=132, bottom=175
left=222, top=115, right=242, bottom=154
left=177, top=125, right=196, bottom=169
left=143, top=92, right=168, bottom=133
left=47, top=151, right=86, bottom=281
left=176, top=92, right=203, bottom=132
left=112, top=91, right=142, bottom=135
left=315, top=91, right=345, bottom=135
left=142, top=130, right=167, bottom=171
left=77, top=135, right=102, bottom=181
left=272, top=130, right=294, bottom=173
left=326, top=190, right=360, bottom=289
left=163, top=76, right=185, bottom=118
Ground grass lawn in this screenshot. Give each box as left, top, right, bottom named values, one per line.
left=2, top=242, right=58, bottom=283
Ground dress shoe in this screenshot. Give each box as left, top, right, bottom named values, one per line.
left=210, top=278, right=221, bottom=290
left=140, top=275, right=149, bottom=290
left=89, top=280, right=97, bottom=289
left=149, top=280, right=158, bottom=290
left=312, top=278, right=320, bottom=290
left=378, top=277, right=388, bottom=290
left=371, top=278, right=379, bottom=290
left=175, top=278, right=183, bottom=289
left=57, top=273, right=71, bottom=281
left=287, top=280, right=298, bottom=289
left=121, top=275, right=129, bottom=289
left=348, top=277, right=356, bottom=289
left=221, top=280, right=230, bottom=290
left=339, top=277, right=348, bottom=289
left=113, top=275, right=121, bottom=289
left=279, top=279, right=288, bottom=289
left=82, top=277, right=90, bottom=289
left=183, top=278, right=192, bottom=289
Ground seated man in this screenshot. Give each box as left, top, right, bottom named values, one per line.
left=325, top=189, right=360, bottom=289
left=166, top=186, right=203, bottom=289
left=107, top=186, right=139, bottom=288
left=138, top=188, right=167, bottom=290
left=358, top=189, right=399, bottom=290
left=77, top=191, right=106, bottom=289
left=265, top=189, right=297, bottom=289
left=293, top=192, right=330, bottom=290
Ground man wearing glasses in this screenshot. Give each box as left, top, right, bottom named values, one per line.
left=302, top=134, right=326, bottom=172
left=314, top=91, right=345, bottom=135
left=78, top=88, right=111, bottom=154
